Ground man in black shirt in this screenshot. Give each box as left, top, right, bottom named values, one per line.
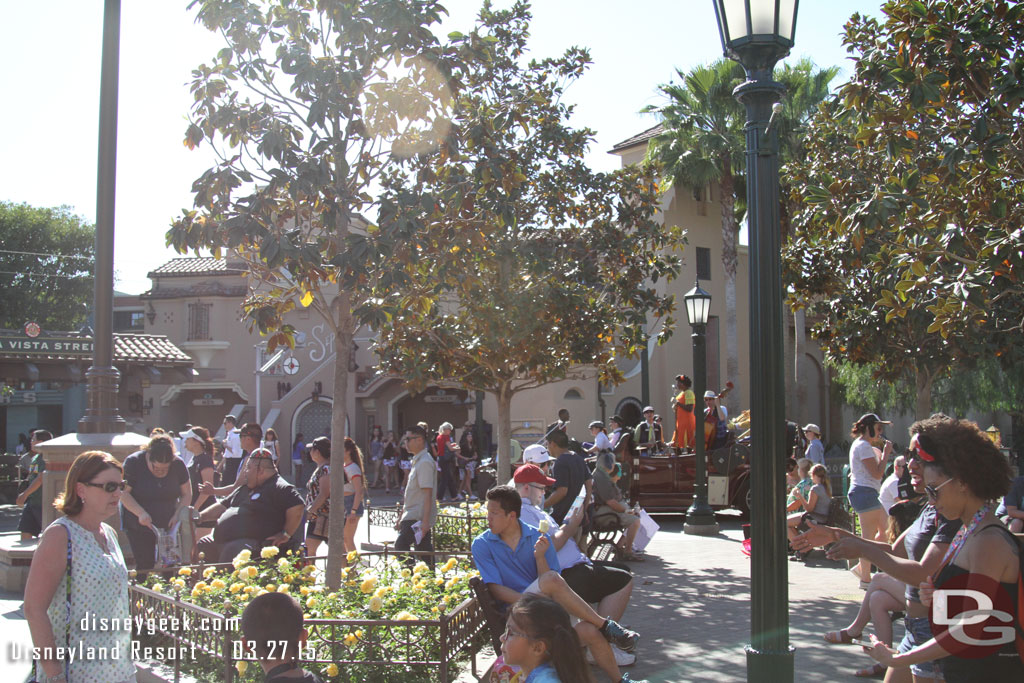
left=544, top=430, right=592, bottom=524
left=197, top=449, right=303, bottom=562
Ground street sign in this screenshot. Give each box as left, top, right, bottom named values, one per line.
left=0, top=335, right=93, bottom=356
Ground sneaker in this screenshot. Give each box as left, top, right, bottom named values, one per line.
left=584, top=644, right=636, bottom=667
left=600, top=618, right=639, bottom=653
left=619, top=674, right=648, bottom=683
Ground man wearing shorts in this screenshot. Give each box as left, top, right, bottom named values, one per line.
left=472, top=485, right=645, bottom=683
left=514, top=465, right=637, bottom=667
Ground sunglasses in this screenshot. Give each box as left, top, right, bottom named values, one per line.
left=924, top=477, right=953, bottom=500
left=84, top=480, right=127, bottom=493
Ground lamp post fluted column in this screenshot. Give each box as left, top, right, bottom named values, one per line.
left=684, top=320, right=719, bottom=534
left=737, top=72, right=793, bottom=681
left=78, top=0, right=125, bottom=434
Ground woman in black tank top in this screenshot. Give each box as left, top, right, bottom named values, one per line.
left=864, top=415, right=1023, bottom=681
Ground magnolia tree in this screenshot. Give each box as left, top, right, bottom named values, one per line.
left=784, top=0, right=1024, bottom=418
left=168, top=0, right=492, bottom=587
left=369, top=2, right=683, bottom=482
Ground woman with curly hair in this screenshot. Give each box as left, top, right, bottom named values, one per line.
left=864, top=415, right=1023, bottom=681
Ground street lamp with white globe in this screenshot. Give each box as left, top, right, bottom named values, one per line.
left=682, top=280, right=719, bottom=536
left=712, top=1, right=799, bottom=681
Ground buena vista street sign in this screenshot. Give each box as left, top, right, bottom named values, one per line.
left=0, top=335, right=94, bottom=356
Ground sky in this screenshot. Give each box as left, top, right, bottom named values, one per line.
left=0, top=1, right=881, bottom=295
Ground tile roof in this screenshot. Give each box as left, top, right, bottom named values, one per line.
left=0, top=332, right=193, bottom=366
left=609, top=123, right=665, bottom=153
left=148, top=257, right=245, bottom=278
left=114, top=334, right=194, bottom=366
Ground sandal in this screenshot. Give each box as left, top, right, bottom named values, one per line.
left=823, top=628, right=858, bottom=644
left=854, top=663, right=886, bottom=678
left=619, top=551, right=646, bottom=562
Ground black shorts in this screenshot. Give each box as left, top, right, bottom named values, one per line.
left=18, top=503, right=43, bottom=536
left=561, top=560, right=632, bottom=604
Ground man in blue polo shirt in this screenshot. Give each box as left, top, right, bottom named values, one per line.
left=472, top=486, right=644, bottom=683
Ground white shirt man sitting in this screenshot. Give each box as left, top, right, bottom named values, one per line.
left=514, top=464, right=636, bottom=666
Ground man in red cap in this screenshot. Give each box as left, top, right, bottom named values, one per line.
left=514, top=464, right=637, bottom=668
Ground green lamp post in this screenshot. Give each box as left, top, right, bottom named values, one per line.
left=711, top=1, right=799, bottom=680
left=683, top=279, right=719, bottom=535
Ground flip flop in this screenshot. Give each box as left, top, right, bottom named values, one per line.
left=854, top=663, right=886, bottom=678
left=823, top=629, right=857, bottom=644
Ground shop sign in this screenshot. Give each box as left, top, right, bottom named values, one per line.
left=0, top=335, right=94, bottom=356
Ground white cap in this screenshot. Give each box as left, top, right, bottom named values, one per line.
left=523, top=444, right=553, bottom=464
left=180, top=428, right=202, bottom=443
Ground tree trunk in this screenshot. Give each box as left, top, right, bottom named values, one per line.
left=719, top=170, right=741, bottom=417
left=794, top=305, right=807, bottom=421
left=495, top=382, right=514, bottom=484
left=914, top=365, right=934, bottom=420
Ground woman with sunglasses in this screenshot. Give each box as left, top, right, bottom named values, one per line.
left=23, top=451, right=137, bottom=683
left=119, top=434, right=192, bottom=572
left=862, top=415, right=1023, bottom=681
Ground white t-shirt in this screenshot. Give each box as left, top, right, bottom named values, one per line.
left=849, top=437, right=881, bottom=490
left=878, top=473, right=899, bottom=514
left=519, top=501, right=590, bottom=570
left=342, top=462, right=362, bottom=495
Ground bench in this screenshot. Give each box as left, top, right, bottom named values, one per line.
left=470, top=575, right=507, bottom=652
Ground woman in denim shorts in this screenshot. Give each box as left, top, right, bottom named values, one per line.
left=341, top=437, right=367, bottom=555
left=848, top=413, right=893, bottom=585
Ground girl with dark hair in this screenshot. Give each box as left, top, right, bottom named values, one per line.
left=304, top=437, right=331, bottom=557
left=24, top=451, right=136, bottom=682
left=501, top=594, right=594, bottom=683
left=120, top=434, right=192, bottom=572
left=342, top=437, right=367, bottom=554
left=865, top=415, right=1023, bottom=680
left=264, top=427, right=280, bottom=462
left=180, top=426, right=215, bottom=511
left=458, top=427, right=478, bottom=501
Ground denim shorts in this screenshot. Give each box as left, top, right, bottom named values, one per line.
left=344, top=494, right=364, bottom=517
left=848, top=485, right=883, bottom=514
left=898, top=615, right=944, bottom=679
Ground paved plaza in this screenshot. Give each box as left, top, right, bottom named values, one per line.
left=0, top=499, right=890, bottom=682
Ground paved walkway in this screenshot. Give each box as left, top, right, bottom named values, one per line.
left=0, top=499, right=891, bottom=682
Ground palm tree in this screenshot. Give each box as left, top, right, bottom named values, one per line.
left=645, top=57, right=838, bottom=417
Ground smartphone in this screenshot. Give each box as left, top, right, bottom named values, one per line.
left=848, top=638, right=871, bottom=647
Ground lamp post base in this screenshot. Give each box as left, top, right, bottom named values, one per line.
left=745, top=644, right=795, bottom=682
left=683, top=503, right=720, bottom=535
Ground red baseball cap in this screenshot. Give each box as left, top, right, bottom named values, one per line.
left=513, top=464, right=556, bottom=487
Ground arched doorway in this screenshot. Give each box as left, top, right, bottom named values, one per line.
left=291, top=398, right=347, bottom=441
left=615, top=397, right=644, bottom=429
left=394, top=387, right=469, bottom=435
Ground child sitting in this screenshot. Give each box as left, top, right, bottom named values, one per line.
left=500, top=594, right=594, bottom=683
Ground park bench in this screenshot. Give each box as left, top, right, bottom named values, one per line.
left=470, top=575, right=507, bottom=652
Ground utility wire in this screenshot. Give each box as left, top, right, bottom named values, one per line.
left=0, top=249, right=94, bottom=260
left=0, top=269, right=93, bottom=280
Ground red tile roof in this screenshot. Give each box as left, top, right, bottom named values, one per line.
left=609, top=123, right=665, bottom=153
left=148, top=257, right=245, bottom=278
left=114, top=334, right=194, bottom=366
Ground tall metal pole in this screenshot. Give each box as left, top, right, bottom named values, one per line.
left=640, top=337, right=650, bottom=408
left=737, top=72, right=793, bottom=680
left=79, top=0, right=125, bottom=434
left=684, top=320, right=719, bottom=533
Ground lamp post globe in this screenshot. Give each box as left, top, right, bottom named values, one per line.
left=712, top=0, right=798, bottom=680
left=683, top=279, right=719, bottom=536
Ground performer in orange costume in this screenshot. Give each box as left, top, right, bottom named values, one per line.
left=672, top=374, right=696, bottom=450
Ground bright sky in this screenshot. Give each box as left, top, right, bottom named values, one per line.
left=0, top=1, right=880, bottom=294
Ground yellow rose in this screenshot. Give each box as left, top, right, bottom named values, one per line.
left=211, top=579, right=226, bottom=590
left=278, top=557, right=291, bottom=570
left=151, top=583, right=163, bottom=593
left=178, top=567, right=192, bottom=576
left=413, top=562, right=428, bottom=574
left=442, top=558, right=457, bottom=573
left=401, top=568, right=412, bottom=578
left=229, top=582, right=243, bottom=594
left=173, top=578, right=186, bottom=588
left=344, top=632, right=358, bottom=647
left=203, top=566, right=217, bottom=579
left=346, top=550, right=359, bottom=563
left=236, top=593, right=248, bottom=602
left=261, top=546, right=280, bottom=559
left=435, top=578, right=445, bottom=586
left=303, top=564, right=318, bottom=574
left=368, top=596, right=383, bottom=613
left=359, top=578, right=377, bottom=594
left=431, top=606, right=440, bottom=614
left=300, top=586, right=310, bottom=596
left=244, top=585, right=256, bottom=594
left=373, top=587, right=387, bottom=599
left=471, top=502, right=482, bottom=510
left=236, top=660, right=248, bottom=675
left=326, top=663, right=339, bottom=677
left=232, top=549, right=251, bottom=568
left=256, top=589, right=268, bottom=597
left=265, top=584, right=276, bottom=593
left=246, top=566, right=258, bottom=578
left=277, top=585, right=290, bottom=594
left=306, top=596, right=317, bottom=608
left=394, top=610, right=415, bottom=621
left=411, top=584, right=422, bottom=594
